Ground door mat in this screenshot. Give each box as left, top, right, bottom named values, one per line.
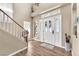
left=41, top=43, right=54, bottom=49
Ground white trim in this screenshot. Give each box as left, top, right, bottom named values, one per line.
left=8, top=47, right=27, bottom=56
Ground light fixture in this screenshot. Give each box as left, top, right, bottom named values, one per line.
left=35, top=3, right=39, bottom=6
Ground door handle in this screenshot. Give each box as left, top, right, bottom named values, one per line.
left=52, top=30, right=54, bottom=34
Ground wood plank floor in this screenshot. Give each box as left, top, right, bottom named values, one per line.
left=14, top=40, right=72, bottom=56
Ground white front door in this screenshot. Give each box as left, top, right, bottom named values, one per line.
left=39, top=15, right=62, bottom=47
left=43, top=17, right=55, bottom=45
left=54, top=15, right=62, bottom=47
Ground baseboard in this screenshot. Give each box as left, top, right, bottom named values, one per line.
left=8, top=47, right=27, bottom=56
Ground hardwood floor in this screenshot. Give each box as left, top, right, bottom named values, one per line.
left=14, top=40, right=72, bottom=56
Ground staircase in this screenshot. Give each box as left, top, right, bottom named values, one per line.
left=0, top=9, right=27, bottom=56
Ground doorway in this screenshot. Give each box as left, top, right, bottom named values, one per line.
left=43, top=17, right=55, bottom=45
left=39, top=14, right=62, bottom=47
left=24, top=21, right=31, bottom=39
left=54, top=15, right=62, bottom=47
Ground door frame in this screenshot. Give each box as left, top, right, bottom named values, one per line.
left=40, top=14, right=63, bottom=48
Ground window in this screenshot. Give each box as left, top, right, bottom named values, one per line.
left=0, top=3, right=13, bottom=23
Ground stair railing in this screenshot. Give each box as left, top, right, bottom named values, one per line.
left=0, top=9, right=24, bottom=40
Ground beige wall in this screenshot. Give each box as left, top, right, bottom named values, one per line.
left=13, top=3, right=33, bottom=39
left=0, top=27, right=26, bottom=55
left=32, top=4, right=72, bottom=47
left=61, top=4, right=71, bottom=46
left=77, top=4, right=79, bottom=16
left=72, top=4, right=79, bottom=56
left=13, top=3, right=32, bottom=26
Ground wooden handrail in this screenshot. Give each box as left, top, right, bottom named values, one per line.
left=0, top=9, right=24, bottom=29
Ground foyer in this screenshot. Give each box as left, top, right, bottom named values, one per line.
left=0, top=3, right=78, bottom=56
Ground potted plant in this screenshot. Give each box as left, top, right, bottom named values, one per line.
left=65, top=33, right=71, bottom=52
